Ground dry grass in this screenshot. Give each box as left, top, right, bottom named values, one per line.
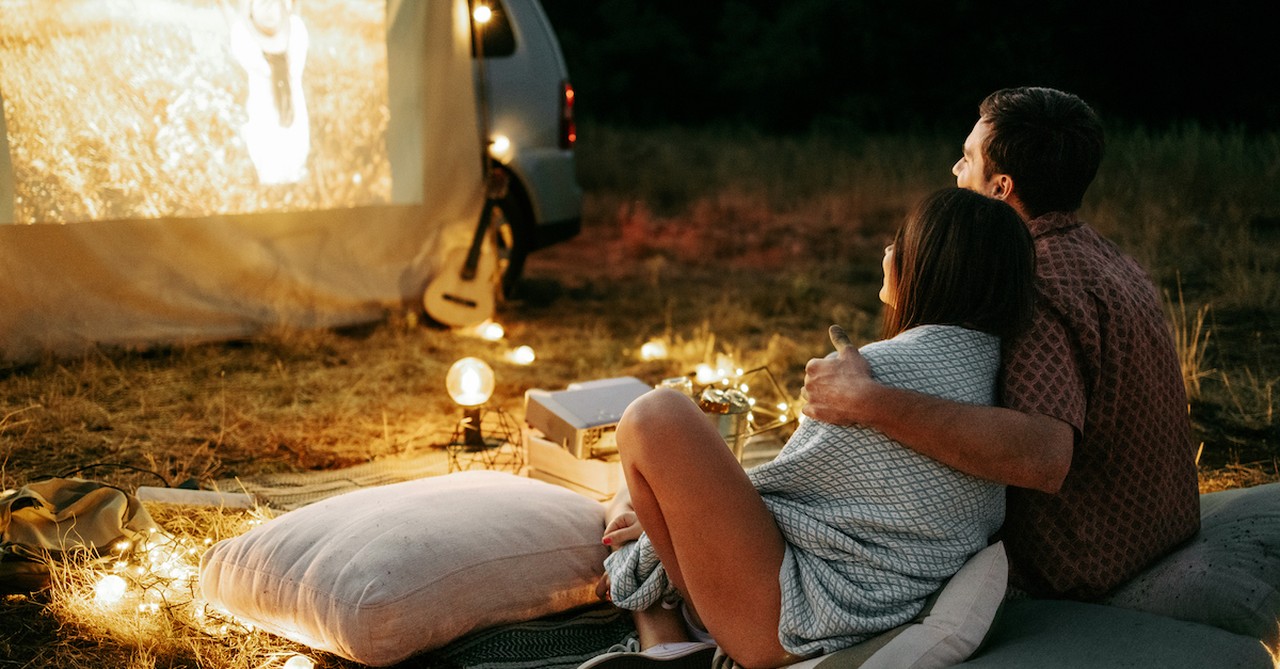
left=1166, top=279, right=1214, bottom=401
left=1, top=122, right=1278, bottom=666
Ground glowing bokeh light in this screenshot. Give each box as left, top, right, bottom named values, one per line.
left=282, top=655, right=316, bottom=669
left=507, top=345, right=535, bottom=365
left=489, top=134, right=511, bottom=160
left=639, top=340, right=668, bottom=361
left=475, top=320, right=505, bottom=341
left=94, top=574, right=127, bottom=606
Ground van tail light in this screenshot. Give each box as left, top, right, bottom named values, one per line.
left=559, top=80, right=577, bottom=150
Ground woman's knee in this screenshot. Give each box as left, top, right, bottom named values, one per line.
left=616, top=388, right=703, bottom=455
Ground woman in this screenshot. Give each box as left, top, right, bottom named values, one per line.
left=587, top=188, right=1036, bottom=669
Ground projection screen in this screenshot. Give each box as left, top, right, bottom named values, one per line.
left=0, top=0, right=483, bottom=361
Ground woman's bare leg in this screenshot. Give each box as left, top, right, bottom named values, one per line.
left=616, top=388, right=800, bottom=668
left=631, top=605, right=691, bottom=648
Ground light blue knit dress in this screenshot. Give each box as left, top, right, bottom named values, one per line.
left=604, top=325, right=1005, bottom=656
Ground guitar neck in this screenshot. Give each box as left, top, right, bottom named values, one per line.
left=459, top=201, right=494, bottom=281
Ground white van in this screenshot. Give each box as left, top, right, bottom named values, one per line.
left=472, top=0, right=582, bottom=295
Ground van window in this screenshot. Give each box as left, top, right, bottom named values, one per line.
left=473, top=0, right=516, bottom=58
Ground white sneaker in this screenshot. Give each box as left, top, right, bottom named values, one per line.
left=577, top=640, right=717, bottom=669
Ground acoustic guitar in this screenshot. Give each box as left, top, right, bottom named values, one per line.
left=423, top=172, right=508, bottom=327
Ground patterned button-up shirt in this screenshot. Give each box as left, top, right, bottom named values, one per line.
left=1000, top=212, right=1200, bottom=600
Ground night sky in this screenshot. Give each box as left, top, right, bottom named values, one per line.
left=541, top=0, right=1280, bottom=133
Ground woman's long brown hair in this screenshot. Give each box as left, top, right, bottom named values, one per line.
left=882, top=188, right=1035, bottom=340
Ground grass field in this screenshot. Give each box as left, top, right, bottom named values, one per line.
left=1, top=121, right=1278, bottom=667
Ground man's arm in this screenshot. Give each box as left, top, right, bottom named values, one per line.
left=802, top=325, right=1073, bottom=493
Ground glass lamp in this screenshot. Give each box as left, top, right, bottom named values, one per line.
left=446, top=357, right=495, bottom=449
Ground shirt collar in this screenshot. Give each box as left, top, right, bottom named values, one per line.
left=1026, top=211, right=1082, bottom=238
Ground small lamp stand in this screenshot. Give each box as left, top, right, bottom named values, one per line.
left=444, top=405, right=524, bottom=474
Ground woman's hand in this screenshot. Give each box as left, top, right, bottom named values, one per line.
left=595, top=512, right=641, bottom=602
left=602, top=510, right=642, bottom=549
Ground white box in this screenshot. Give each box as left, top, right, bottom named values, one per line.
left=523, top=376, right=653, bottom=458
left=526, top=432, right=623, bottom=501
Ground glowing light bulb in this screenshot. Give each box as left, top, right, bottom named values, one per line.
left=282, top=655, right=315, bottom=669
left=639, top=340, right=667, bottom=361
left=95, top=574, right=127, bottom=606
left=507, top=345, right=535, bottom=365
left=475, top=320, right=504, bottom=341
left=695, top=364, right=718, bottom=385
left=472, top=4, right=492, bottom=24
left=489, top=134, right=511, bottom=160
left=446, top=357, right=495, bottom=407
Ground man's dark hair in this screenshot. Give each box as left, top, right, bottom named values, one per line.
left=883, top=188, right=1036, bottom=341
left=979, top=87, right=1104, bottom=218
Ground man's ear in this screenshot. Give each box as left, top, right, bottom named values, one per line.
left=991, top=174, right=1014, bottom=200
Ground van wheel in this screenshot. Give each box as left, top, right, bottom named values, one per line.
left=492, top=173, right=534, bottom=299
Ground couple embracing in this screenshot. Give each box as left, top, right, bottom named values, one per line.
left=581, top=87, right=1200, bottom=669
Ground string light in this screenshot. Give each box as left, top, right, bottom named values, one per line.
left=94, top=574, right=127, bottom=606
left=473, top=320, right=505, bottom=341
left=639, top=339, right=668, bottom=361
left=506, top=345, right=535, bottom=365
left=282, top=655, right=316, bottom=669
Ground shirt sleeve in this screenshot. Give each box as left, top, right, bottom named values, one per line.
left=1000, top=303, right=1087, bottom=435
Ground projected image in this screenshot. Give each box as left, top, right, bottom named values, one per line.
left=0, top=0, right=395, bottom=224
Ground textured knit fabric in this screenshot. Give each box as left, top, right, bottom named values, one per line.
left=605, top=325, right=1005, bottom=656
left=999, top=212, right=1200, bottom=600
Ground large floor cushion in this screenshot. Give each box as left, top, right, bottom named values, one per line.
left=955, top=598, right=1272, bottom=668
left=1101, top=481, right=1280, bottom=646
left=199, top=471, right=609, bottom=666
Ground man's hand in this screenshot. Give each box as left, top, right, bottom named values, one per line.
left=802, top=325, right=876, bottom=426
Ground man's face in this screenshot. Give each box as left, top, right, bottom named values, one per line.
left=952, top=120, right=1001, bottom=197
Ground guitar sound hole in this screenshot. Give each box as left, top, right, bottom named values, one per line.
left=442, top=294, right=478, bottom=308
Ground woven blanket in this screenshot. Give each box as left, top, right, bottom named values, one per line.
left=606, top=325, right=1006, bottom=656
left=213, top=450, right=453, bottom=511
left=419, top=605, right=636, bottom=669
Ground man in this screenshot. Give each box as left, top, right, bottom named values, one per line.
left=803, top=87, right=1200, bottom=600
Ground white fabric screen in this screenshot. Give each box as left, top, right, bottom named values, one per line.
left=0, top=0, right=482, bottom=361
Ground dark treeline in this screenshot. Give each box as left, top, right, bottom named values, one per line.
left=540, top=0, right=1279, bottom=134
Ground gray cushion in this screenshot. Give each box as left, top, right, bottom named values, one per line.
left=956, top=599, right=1272, bottom=668
left=1101, top=482, right=1280, bottom=647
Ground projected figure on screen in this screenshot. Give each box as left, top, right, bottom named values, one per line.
left=220, top=0, right=310, bottom=185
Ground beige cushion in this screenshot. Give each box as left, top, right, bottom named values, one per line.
left=198, top=471, right=608, bottom=666
left=1100, top=481, right=1280, bottom=647
left=777, top=541, right=1008, bottom=669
